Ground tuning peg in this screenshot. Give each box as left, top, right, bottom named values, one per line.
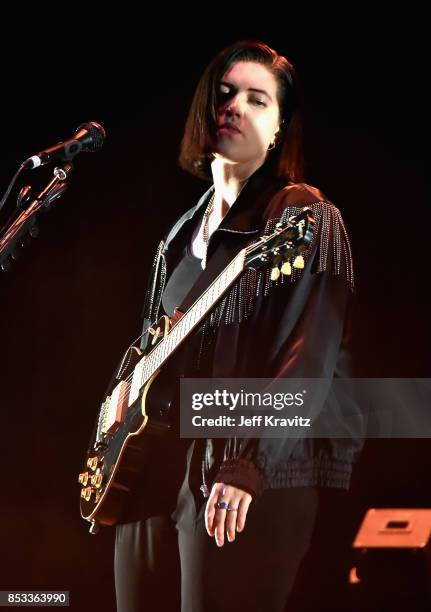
left=271, top=266, right=281, bottom=281
left=281, top=260, right=292, bottom=276
left=293, top=255, right=304, bottom=269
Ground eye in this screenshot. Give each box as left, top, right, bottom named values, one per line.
left=251, top=97, right=267, bottom=107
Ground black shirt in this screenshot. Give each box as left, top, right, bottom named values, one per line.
left=162, top=243, right=203, bottom=318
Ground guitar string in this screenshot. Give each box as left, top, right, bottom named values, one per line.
left=99, top=222, right=303, bottom=419
left=108, top=250, right=246, bottom=393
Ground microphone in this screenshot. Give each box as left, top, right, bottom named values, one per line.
left=23, top=121, right=106, bottom=169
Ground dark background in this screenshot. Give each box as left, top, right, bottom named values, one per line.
left=0, top=16, right=429, bottom=611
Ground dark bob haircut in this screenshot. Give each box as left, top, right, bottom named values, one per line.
left=179, top=40, right=304, bottom=183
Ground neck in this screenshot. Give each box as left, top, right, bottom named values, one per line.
left=210, top=157, right=264, bottom=214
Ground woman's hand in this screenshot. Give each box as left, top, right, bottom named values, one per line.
left=205, top=482, right=252, bottom=547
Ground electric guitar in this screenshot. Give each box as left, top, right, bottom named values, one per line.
left=79, top=208, right=315, bottom=531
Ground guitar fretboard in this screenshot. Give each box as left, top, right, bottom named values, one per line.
left=128, top=248, right=246, bottom=405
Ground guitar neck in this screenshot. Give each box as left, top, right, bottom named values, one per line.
left=129, top=248, right=246, bottom=404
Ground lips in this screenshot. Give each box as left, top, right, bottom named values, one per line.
left=218, top=123, right=242, bottom=134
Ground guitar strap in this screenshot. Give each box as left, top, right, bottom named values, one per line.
left=174, top=229, right=258, bottom=320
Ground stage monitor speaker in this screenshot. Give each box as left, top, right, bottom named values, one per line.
left=349, top=508, right=431, bottom=611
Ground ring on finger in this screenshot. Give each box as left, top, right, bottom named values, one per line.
left=215, top=501, right=229, bottom=510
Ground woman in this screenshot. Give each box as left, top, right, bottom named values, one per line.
left=115, top=40, right=362, bottom=612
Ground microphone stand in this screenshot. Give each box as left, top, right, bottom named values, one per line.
left=0, top=162, right=73, bottom=272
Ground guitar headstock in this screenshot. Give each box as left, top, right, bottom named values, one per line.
left=244, top=208, right=315, bottom=279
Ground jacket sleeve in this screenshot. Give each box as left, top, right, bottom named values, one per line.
left=212, top=202, right=356, bottom=498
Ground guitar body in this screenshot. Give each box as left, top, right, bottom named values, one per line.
left=78, top=210, right=315, bottom=530
left=80, top=317, right=180, bottom=527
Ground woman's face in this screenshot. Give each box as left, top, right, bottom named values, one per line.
left=212, top=61, right=281, bottom=166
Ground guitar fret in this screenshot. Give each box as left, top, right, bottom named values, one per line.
left=214, top=276, right=222, bottom=299
left=154, top=345, right=162, bottom=368
left=217, top=272, right=227, bottom=296
left=160, top=339, right=167, bottom=360
left=129, top=361, right=143, bottom=406
left=183, top=313, right=192, bottom=331
left=192, top=306, right=200, bottom=323
left=166, top=335, right=173, bottom=353
left=206, top=287, right=214, bottom=306
left=176, top=324, right=184, bottom=343
left=210, top=281, right=218, bottom=301
left=198, top=299, right=205, bottom=316
left=168, top=330, right=175, bottom=348
left=139, top=360, right=145, bottom=381
left=155, top=345, right=163, bottom=366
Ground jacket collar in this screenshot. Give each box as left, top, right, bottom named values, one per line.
left=216, top=163, right=287, bottom=234
left=164, top=162, right=289, bottom=251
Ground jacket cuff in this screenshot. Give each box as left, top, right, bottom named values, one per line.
left=213, top=458, right=265, bottom=499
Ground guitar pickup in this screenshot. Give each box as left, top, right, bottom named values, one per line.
left=101, top=380, right=129, bottom=434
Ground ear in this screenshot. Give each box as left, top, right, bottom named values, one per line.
left=272, top=128, right=281, bottom=147
left=277, top=118, right=287, bottom=136
left=272, top=117, right=287, bottom=146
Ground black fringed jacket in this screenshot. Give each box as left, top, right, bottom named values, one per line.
left=140, top=164, right=364, bottom=499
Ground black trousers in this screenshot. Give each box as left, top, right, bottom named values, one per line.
left=114, top=441, right=327, bottom=612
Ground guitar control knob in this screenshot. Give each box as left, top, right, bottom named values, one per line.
left=87, top=456, right=98, bottom=471
left=80, top=487, right=93, bottom=501
left=91, top=470, right=103, bottom=488
left=78, top=472, right=89, bottom=486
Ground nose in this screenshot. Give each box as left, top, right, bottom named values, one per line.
left=225, top=105, right=240, bottom=119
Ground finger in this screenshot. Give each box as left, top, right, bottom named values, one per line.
left=225, top=497, right=242, bottom=543
left=213, top=502, right=228, bottom=547
left=236, top=494, right=252, bottom=533
left=205, top=483, right=225, bottom=536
